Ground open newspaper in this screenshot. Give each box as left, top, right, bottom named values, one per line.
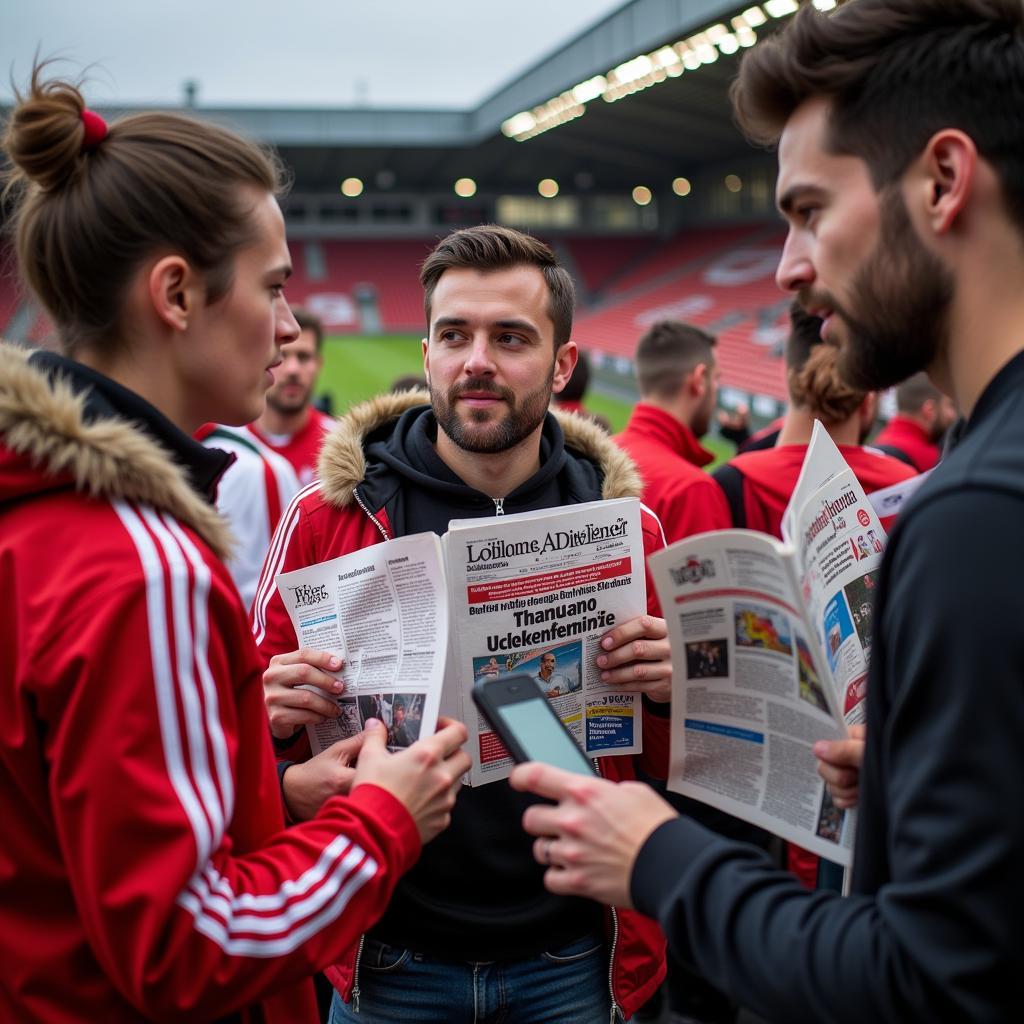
left=444, top=497, right=648, bottom=786
left=650, top=423, right=889, bottom=865
left=276, top=532, right=448, bottom=755
left=276, top=497, right=649, bottom=785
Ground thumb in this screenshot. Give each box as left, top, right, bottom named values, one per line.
left=330, top=732, right=366, bottom=763
left=359, top=718, right=388, bottom=759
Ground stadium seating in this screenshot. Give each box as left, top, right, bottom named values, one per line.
left=560, top=235, right=654, bottom=295
left=573, top=225, right=789, bottom=401
left=278, top=227, right=791, bottom=401
left=286, top=239, right=432, bottom=332
left=602, top=224, right=759, bottom=296
left=2, top=226, right=791, bottom=402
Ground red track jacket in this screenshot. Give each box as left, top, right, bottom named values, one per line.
left=873, top=415, right=941, bottom=473
left=0, top=345, right=421, bottom=1023
left=615, top=403, right=731, bottom=544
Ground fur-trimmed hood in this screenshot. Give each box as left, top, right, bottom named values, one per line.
left=317, top=388, right=642, bottom=510
left=0, top=342, right=232, bottom=559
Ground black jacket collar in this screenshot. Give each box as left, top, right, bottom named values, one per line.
left=29, top=350, right=232, bottom=502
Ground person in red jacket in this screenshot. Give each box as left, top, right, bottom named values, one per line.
left=252, top=225, right=672, bottom=1023
left=0, top=69, right=470, bottom=1024
left=615, top=319, right=731, bottom=545
left=249, top=307, right=335, bottom=484
left=873, top=371, right=957, bottom=472
left=615, top=320, right=758, bottom=1024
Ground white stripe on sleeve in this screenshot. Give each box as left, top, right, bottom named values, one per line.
left=141, top=507, right=226, bottom=845
left=251, top=481, right=319, bottom=646
left=162, top=513, right=236, bottom=824
left=115, top=499, right=378, bottom=955
left=112, top=501, right=214, bottom=869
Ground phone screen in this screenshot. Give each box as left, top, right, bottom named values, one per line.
left=496, top=699, right=594, bottom=775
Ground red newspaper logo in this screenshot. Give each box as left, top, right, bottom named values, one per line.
left=467, top=557, right=631, bottom=604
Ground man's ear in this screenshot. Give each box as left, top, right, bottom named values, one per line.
left=421, top=336, right=430, bottom=382
left=147, top=255, right=199, bottom=332
left=551, top=340, right=578, bottom=395
left=917, top=129, right=977, bottom=236
left=689, top=362, right=709, bottom=397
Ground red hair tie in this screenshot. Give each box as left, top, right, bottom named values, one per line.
left=80, top=108, right=108, bottom=151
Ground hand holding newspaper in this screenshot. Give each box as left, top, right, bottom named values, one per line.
left=443, top=497, right=648, bottom=786
left=275, top=497, right=650, bottom=786
left=276, top=533, right=448, bottom=755
left=650, top=423, right=890, bottom=865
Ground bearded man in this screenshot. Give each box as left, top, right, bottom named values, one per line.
left=510, top=3, right=1024, bottom=1021
left=252, top=225, right=674, bottom=1022
left=250, top=307, right=334, bottom=484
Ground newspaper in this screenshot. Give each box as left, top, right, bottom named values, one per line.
left=443, top=497, right=649, bottom=787
left=276, top=532, right=448, bottom=755
left=650, top=424, right=890, bottom=864
left=867, top=468, right=930, bottom=525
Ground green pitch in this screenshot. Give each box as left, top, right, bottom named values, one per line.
left=318, top=335, right=426, bottom=409
left=319, top=334, right=733, bottom=466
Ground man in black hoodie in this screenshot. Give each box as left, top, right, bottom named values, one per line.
left=511, top=2, right=1024, bottom=1022
left=253, top=225, right=673, bottom=1022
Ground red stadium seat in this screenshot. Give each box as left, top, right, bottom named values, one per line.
left=573, top=226, right=789, bottom=401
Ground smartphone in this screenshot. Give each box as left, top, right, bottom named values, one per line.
left=471, top=673, right=596, bottom=776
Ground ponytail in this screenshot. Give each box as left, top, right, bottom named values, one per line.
left=2, top=63, right=285, bottom=356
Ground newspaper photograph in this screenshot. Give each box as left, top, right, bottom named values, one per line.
left=275, top=532, right=448, bottom=755
left=783, top=423, right=889, bottom=727
left=443, top=497, right=648, bottom=786
left=648, top=427, right=896, bottom=864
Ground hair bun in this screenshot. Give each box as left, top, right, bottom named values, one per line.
left=790, top=341, right=865, bottom=424
left=3, top=68, right=91, bottom=193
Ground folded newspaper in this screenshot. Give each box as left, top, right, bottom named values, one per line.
left=650, top=423, right=891, bottom=865
left=276, top=497, right=649, bottom=786
left=276, top=532, right=448, bottom=757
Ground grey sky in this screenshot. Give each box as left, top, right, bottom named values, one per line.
left=1, top=0, right=627, bottom=108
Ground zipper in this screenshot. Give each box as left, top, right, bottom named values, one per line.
left=351, top=934, right=366, bottom=1013
left=607, top=905, right=621, bottom=1023
left=492, top=497, right=505, bottom=515
left=353, top=488, right=391, bottom=541
left=592, top=755, right=623, bottom=1024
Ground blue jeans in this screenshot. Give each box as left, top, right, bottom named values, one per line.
left=328, top=933, right=619, bottom=1023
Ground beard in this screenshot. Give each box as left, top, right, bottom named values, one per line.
left=265, top=378, right=311, bottom=416
left=691, top=389, right=715, bottom=440
left=806, top=188, right=955, bottom=392
left=431, top=369, right=554, bottom=455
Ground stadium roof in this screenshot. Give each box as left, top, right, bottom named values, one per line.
left=5, top=1, right=817, bottom=198
left=223, top=0, right=793, bottom=195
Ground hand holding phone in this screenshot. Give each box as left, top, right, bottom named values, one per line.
left=472, top=674, right=596, bottom=776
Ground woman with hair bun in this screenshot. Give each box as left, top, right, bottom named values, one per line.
left=712, top=302, right=918, bottom=539
left=0, top=68, right=469, bottom=1023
